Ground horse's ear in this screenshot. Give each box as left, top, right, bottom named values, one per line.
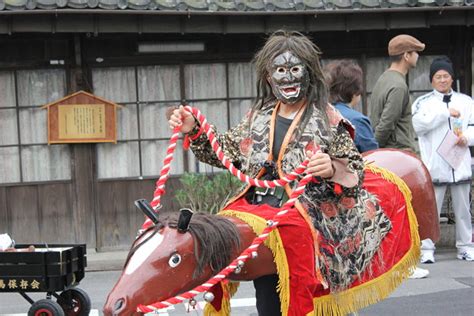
left=134, top=199, right=159, bottom=224
left=177, top=208, right=194, bottom=233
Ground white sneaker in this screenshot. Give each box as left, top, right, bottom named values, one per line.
left=420, top=250, right=435, bottom=264
left=408, top=267, right=430, bottom=279
left=457, top=250, right=474, bottom=261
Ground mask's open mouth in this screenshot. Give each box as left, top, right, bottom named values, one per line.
left=280, top=85, right=301, bottom=98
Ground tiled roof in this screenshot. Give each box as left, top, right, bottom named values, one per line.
left=0, top=0, right=472, bottom=12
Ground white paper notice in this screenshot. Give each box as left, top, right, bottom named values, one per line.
left=436, top=130, right=468, bottom=170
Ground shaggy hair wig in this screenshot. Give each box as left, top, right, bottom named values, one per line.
left=127, top=212, right=241, bottom=279
left=252, top=30, right=330, bottom=133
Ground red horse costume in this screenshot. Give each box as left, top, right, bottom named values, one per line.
left=203, top=162, right=419, bottom=316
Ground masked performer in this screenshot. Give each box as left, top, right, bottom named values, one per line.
left=169, top=31, right=418, bottom=316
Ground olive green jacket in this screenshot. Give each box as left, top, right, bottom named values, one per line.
left=369, top=70, right=417, bottom=151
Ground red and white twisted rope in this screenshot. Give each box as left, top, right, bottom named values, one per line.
left=148, top=131, right=181, bottom=212
left=138, top=106, right=312, bottom=313
left=143, top=106, right=310, bottom=227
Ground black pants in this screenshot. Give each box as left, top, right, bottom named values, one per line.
left=253, top=274, right=281, bottom=316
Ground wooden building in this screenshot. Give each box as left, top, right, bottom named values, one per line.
left=0, top=2, right=472, bottom=251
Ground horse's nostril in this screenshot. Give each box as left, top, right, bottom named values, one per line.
left=114, top=298, right=126, bottom=313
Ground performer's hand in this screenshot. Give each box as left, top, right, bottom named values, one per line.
left=455, top=135, right=468, bottom=147
left=168, top=105, right=196, bottom=133
left=449, top=108, right=460, bottom=118
left=306, top=151, right=334, bottom=179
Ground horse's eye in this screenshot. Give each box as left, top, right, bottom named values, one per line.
left=169, top=253, right=182, bottom=268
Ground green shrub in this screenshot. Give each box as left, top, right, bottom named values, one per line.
left=175, top=172, right=243, bottom=214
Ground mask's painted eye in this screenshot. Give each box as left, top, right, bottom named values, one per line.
left=169, top=253, right=182, bottom=268
left=290, top=66, right=301, bottom=73
left=276, top=67, right=286, bottom=74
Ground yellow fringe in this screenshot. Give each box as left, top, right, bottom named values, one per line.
left=218, top=210, right=290, bottom=316
left=310, top=164, right=421, bottom=316
left=203, top=281, right=240, bottom=316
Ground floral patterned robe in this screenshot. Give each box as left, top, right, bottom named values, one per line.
left=189, top=100, right=391, bottom=291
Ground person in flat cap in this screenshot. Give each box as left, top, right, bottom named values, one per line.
left=412, top=56, right=474, bottom=263
left=369, top=34, right=425, bottom=152
left=388, top=34, right=426, bottom=57
left=369, top=34, right=430, bottom=279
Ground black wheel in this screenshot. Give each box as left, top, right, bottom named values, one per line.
left=57, top=288, right=91, bottom=316
left=28, top=299, right=65, bottom=316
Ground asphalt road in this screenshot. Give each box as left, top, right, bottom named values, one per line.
left=0, top=249, right=472, bottom=315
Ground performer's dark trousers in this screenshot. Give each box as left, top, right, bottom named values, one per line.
left=253, top=274, right=281, bottom=316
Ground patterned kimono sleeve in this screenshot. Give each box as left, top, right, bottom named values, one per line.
left=188, top=116, right=250, bottom=169
left=326, top=123, right=365, bottom=197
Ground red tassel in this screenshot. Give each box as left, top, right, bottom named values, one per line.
left=183, top=135, right=190, bottom=150
left=189, top=126, right=204, bottom=140
left=334, top=183, right=343, bottom=195
left=183, top=126, right=203, bottom=151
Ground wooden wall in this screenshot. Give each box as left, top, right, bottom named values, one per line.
left=0, top=175, right=183, bottom=251
left=94, top=178, right=183, bottom=251
left=0, top=25, right=472, bottom=251
left=0, top=183, right=74, bottom=244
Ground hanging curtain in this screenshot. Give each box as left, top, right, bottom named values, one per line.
left=14, top=69, right=70, bottom=182
left=93, top=67, right=140, bottom=178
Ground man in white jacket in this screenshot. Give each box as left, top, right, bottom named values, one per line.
left=412, top=56, right=474, bottom=262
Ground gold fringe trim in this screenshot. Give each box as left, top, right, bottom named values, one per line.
left=310, top=164, right=421, bottom=316
left=203, top=281, right=240, bottom=316
left=218, top=210, right=290, bottom=316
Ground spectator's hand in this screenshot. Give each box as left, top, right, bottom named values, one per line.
left=306, top=151, right=334, bottom=179
left=168, top=105, right=196, bottom=133
left=449, top=108, right=460, bottom=118
left=455, top=135, right=468, bottom=147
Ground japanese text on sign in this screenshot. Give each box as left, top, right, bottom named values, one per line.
left=58, top=104, right=106, bottom=139
left=0, top=278, right=41, bottom=290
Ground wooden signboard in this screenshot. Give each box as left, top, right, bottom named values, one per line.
left=42, top=91, right=121, bottom=144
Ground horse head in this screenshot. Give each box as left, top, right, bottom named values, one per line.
left=103, top=209, right=241, bottom=315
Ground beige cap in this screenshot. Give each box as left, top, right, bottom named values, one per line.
left=388, top=34, right=425, bottom=56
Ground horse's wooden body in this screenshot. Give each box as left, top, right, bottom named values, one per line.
left=103, top=149, right=439, bottom=315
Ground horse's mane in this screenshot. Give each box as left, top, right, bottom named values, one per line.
left=136, top=212, right=241, bottom=278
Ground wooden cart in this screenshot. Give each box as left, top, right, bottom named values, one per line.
left=0, top=244, right=90, bottom=316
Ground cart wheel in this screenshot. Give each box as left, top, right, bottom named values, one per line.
left=28, top=299, right=65, bottom=316
left=57, top=288, right=91, bottom=316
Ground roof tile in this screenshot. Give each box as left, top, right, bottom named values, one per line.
left=0, top=0, right=472, bottom=11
